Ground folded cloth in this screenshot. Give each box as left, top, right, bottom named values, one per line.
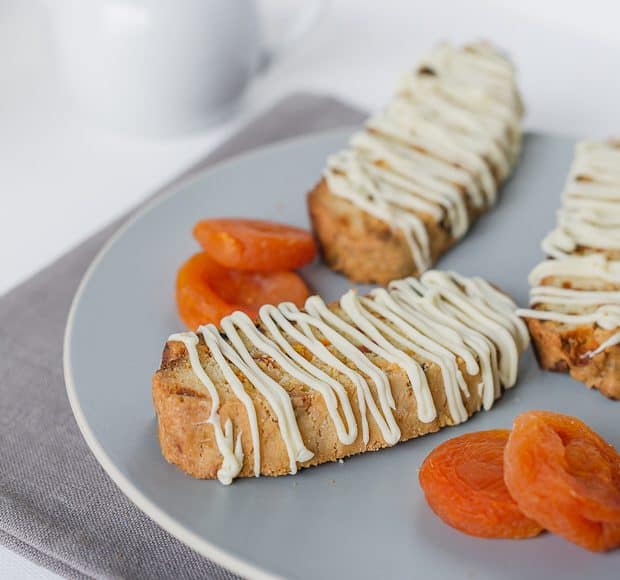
left=0, top=93, right=365, bottom=579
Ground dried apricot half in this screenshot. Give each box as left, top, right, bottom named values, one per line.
left=505, top=410, right=620, bottom=552
left=419, top=430, right=544, bottom=539
left=193, top=218, right=317, bottom=272
left=176, top=252, right=311, bottom=330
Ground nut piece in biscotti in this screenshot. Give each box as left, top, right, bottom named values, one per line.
left=526, top=318, right=619, bottom=400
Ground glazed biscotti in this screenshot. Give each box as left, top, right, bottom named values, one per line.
left=153, top=271, right=529, bottom=484
left=308, top=41, right=523, bottom=284
left=517, top=141, right=620, bottom=399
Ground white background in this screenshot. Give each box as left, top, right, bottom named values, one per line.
left=1, top=0, right=619, bottom=577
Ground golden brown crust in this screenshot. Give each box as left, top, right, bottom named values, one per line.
left=307, top=178, right=484, bottom=285
left=524, top=274, right=620, bottom=400
left=525, top=317, right=620, bottom=400
left=152, top=310, right=491, bottom=480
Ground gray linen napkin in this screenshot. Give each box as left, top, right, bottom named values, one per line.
left=0, top=93, right=365, bottom=580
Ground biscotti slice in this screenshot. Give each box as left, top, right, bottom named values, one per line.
left=153, top=270, right=529, bottom=484
left=518, top=256, right=620, bottom=399
left=518, top=141, right=620, bottom=399
left=308, top=41, right=523, bottom=285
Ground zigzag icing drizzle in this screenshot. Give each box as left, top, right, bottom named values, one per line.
left=519, top=141, right=620, bottom=359
left=170, top=271, right=528, bottom=484
left=542, top=141, right=620, bottom=258
left=324, top=42, right=522, bottom=273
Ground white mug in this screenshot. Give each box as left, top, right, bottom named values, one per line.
left=49, top=0, right=326, bottom=136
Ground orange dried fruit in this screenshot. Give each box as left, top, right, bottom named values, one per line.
left=419, top=430, right=544, bottom=539
left=176, top=252, right=311, bottom=330
left=193, top=218, right=317, bottom=272
left=505, top=410, right=620, bottom=552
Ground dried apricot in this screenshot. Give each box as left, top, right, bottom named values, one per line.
left=193, top=218, right=317, bottom=271
left=419, top=430, right=544, bottom=539
left=176, top=252, right=311, bottom=330
left=505, top=410, right=620, bottom=552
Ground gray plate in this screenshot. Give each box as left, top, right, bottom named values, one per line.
left=64, top=129, right=620, bottom=580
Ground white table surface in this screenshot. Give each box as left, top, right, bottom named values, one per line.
left=1, top=0, right=619, bottom=577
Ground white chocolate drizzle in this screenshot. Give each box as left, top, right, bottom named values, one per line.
left=168, top=271, right=527, bottom=484
left=542, top=141, right=620, bottom=258
left=167, top=332, right=245, bottom=485
left=528, top=253, right=620, bottom=287
left=520, top=140, right=620, bottom=360
left=517, top=287, right=620, bottom=329
left=324, top=42, right=522, bottom=273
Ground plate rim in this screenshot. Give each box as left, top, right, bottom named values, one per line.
left=62, top=126, right=356, bottom=580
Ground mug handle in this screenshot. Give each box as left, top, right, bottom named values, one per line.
left=259, top=0, right=329, bottom=71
